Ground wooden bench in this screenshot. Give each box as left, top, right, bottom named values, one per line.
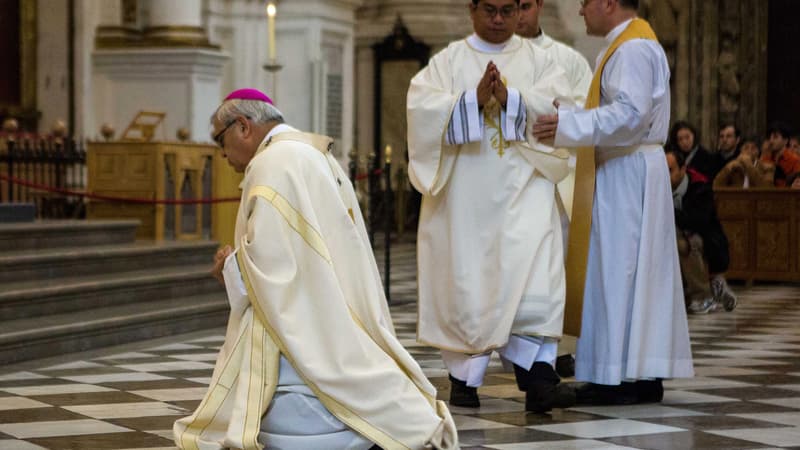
left=714, top=188, right=800, bottom=283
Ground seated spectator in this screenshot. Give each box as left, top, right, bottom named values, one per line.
left=713, top=136, right=775, bottom=188
left=713, top=122, right=741, bottom=170
left=790, top=134, right=800, bottom=154
left=669, top=120, right=718, bottom=180
left=761, top=122, right=800, bottom=187
left=666, top=148, right=737, bottom=314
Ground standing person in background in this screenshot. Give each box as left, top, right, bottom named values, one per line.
left=407, top=0, right=576, bottom=413
left=532, top=0, right=694, bottom=405
left=516, top=0, right=593, bottom=378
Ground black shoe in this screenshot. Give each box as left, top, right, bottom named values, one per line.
left=573, top=380, right=663, bottom=405
left=573, top=382, right=637, bottom=405
left=633, top=379, right=663, bottom=403
left=515, top=362, right=576, bottom=413
left=448, top=374, right=479, bottom=408
left=556, top=354, right=575, bottom=378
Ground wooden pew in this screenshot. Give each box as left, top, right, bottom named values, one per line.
left=714, top=188, right=800, bottom=283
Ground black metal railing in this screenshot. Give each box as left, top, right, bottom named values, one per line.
left=1, top=135, right=87, bottom=219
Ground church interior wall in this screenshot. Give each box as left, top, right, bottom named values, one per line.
left=36, top=0, right=70, bottom=135
left=10, top=0, right=779, bottom=167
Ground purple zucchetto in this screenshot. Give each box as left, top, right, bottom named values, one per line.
left=224, top=88, right=273, bottom=105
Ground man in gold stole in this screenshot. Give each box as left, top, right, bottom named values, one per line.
left=407, top=0, right=575, bottom=413
left=173, top=89, right=458, bottom=449
left=533, top=0, right=693, bottom=405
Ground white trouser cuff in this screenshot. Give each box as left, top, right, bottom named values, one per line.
left=442, top=335, right=558, bottom=387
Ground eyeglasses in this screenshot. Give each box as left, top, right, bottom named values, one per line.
left=476, top=3, right=519, bottom=19
left=213, top=119, right=238, bottom=148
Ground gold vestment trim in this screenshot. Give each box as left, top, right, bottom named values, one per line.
left=247, top=186, right=332, bottom=264
left=236, top=252, right=410, bottom=450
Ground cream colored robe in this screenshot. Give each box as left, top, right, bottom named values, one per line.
left=407, top=36, right=571, bottom=354
left=174, top=129, right=458, bottom=450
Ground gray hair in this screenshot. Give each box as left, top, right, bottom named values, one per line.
left=211, top=99, right=285, bottom=127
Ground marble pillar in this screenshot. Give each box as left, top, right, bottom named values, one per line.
left=91, top=0, right=226, bottom=142
left=143, top=0, right=209, bottom=47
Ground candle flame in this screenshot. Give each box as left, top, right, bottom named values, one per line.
left=267, top=3, right=276, bottom=17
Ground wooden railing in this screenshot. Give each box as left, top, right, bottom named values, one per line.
left=715, top=187, right=800, bottom=283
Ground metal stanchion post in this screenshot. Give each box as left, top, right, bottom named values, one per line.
left=384, top=145, right=392, bottom=303
left=348, top=149, right=357, bottom=188
left=368, top=151, right=377, bottom=247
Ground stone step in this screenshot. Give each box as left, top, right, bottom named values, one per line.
left=0, top=265, right=223, bottom=320
left=0, top=292, right=229, bottom=365
left=0, top=240, right=219, bottom=284
left=0, top=219, right=139, bottom=252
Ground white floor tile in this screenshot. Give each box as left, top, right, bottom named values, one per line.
left=95, top=352, right=158, bottom=360
left=447, top=398, right=525, bottom=415
left=0, top=372, right=49, bottom=382
left=0, top=419, right=130, bottom=438
left=568, top=404, right=708, bottom=419
left=63, top=401, right=186, bottom=419
left=1, top=383, right=115, bottom=396
left=452, top=415, right=513, bottom=430
left=145, top=343, right=204, bottom=351
left=118, top=361, right=215, bottom=372
left=752, top=398, right=800, bottom=410
left=661, top=390, right=739, bottom=405
left=187, top=335, right=226, bottom=343
left=130, top=387, right=209, bottom=401
left=60, top=373, right=172, bottom=384
left=529, top=419, right=684, bottom=439
left=662, top=377, right=756, bottom=390
left=705, top=427, right=800, bottom=447
left=38, top=361, right=106, bottom=371
left=690, top=358, right=787, bottom=367
left=732, top=412, right=800, bottom=427
left=693, top=349, right=796, bottom=358
left=0, top=397, right=50, bottom=411
left=692, top=366, right=770, bottom=377
left=0, top=441, right=48, bottom=450
left=486, top=440, right=642, bottom=450
left=168, top=353, right=219, bottom=362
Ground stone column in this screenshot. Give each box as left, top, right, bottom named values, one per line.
left=143, top=0, right=210, bottom=47
left=276, top=0, right=363, bottom=165
left=91, top=0, right=226, bottom=142
left=94, top=0, right=139, bottom=48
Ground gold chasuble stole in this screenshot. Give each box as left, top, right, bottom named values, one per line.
left=563, top=18, right=659, bottom=336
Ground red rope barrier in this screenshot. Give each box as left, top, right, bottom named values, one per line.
left=354, top=168, right=383, bottom=181
left=0, top=173, right=240, bottom=205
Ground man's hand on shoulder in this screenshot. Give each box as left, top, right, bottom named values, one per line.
left=211, top=245, right=233, bottom=286
left=532, top=114, right=559, bottom=145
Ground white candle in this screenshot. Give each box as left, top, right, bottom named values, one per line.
left=267, top=3, right=277, bottom=61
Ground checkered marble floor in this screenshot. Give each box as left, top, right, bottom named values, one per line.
left=3, top=239, right=800, bottom=449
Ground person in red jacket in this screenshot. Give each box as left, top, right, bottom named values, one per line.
left=761, top=122, right=800, bottom=188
